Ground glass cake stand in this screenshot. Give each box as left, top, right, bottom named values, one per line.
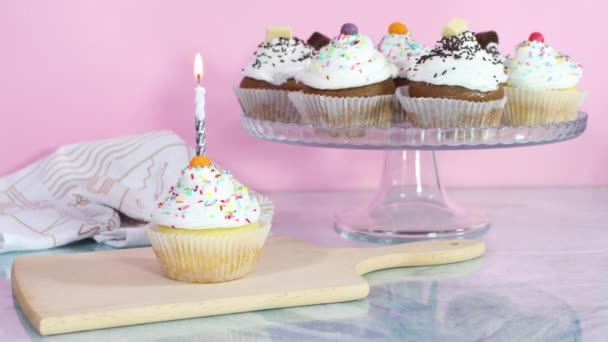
left=241, top=112, right=588, bottom=243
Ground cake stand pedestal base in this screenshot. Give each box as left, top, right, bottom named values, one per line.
left=334, top=150, right=490, bottom=244
left=241, top=112, right=588, bottom=244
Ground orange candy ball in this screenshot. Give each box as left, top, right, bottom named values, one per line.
left=388, top=22, right=408, bottom=35
left=189, top=155, right=212, bottom=168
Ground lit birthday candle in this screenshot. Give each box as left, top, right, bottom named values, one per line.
left=194, top=53, right=206, bottom=156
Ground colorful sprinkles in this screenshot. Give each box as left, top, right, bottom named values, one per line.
left=505, top=39, right=582, bottom=85
left=304, top=34, right=377, bottom=79
left=378, top=29, right=428, bottom=76
left=154, top=165, right=258, bottom=226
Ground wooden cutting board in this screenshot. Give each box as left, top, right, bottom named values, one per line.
left=12, top=236, right=485, bottom=336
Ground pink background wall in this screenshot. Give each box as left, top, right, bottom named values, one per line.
left=0, top=0, right=605, bottom=192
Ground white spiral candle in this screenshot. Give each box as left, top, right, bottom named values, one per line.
left=194, top=53, right=206, bottom=156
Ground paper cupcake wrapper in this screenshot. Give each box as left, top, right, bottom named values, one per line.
left=391, top=93, right=407, bottom=124
left=234, top=87, right=301, bottom=123
left=147, top=223, right=271, bottom=283
left=503, top=87, right=586, bottom=126
left=396, top=87, right=506, bottom=129
left=288, top=92, right=393, bottom=128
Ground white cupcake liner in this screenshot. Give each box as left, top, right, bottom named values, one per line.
left=391, top=93, right=407, bottom=124
left=234, top=87, right=301, bottom=123
left=288, top=92, right=393, bottom=128
left=503, top=87, right=586, bottom=126
left=147, top=223, right=271, bottom=283
left=396, top=87, right=506, bottom=129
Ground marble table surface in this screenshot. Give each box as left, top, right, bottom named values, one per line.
left=1, top=187, right=607, bottom=341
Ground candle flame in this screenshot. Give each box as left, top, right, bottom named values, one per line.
left=194, top=53, right=203, bottom=82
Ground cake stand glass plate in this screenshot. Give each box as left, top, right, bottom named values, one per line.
left=241, top=112, right=587, bottom=150
left=241, top=112, right=588, bottom=243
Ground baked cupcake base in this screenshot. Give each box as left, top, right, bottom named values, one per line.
left=289, top=91, right=394, bottom=129
left=301, top=79, right=395, bottom=98
left=503, top=87, right=585, bottom=126
left=240, top=77, right=302, bottom=91
left=234, top=86, right=302, bottom=123
left=393, top=77, right=410, bottom=88
left=409, top=82, right=504, bottom=102
left=147, top=223, right=271, bottom=283
left=289, top=79, right=396, bottom=132
left=396, top=86, right=506, bottom=128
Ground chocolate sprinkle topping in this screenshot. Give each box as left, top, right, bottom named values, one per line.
left=485, top=44, right=501, bottom=58
left=250, top=37, right=313, bottom=70
left=415, top=31, right=503, bottom=84
left=418, top=32, right=499, bottom=64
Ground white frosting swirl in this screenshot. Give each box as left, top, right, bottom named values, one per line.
left=485, top=42, right=505, bottom=63
left=151, top=164, right=260, bottom=229
left=296, top=34, right=397, bottom=90
left=378, top=33, right=429, bottom=78
left=505, top=40, right=582, bottom=90
left=408, top=31, right=507, bottom=92
left=242, top=37, right=314, bottom=86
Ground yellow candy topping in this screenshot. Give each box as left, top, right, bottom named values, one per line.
left=442, top=18, right=469, bottom=37
left=189, top=155, right=212, bottom=167
left=265, top=26, right=292, bottom=43
left=389, top=22, right=408, bottom=35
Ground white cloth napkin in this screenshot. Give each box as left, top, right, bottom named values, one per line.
left=0, top=131, right=193, bottom=253
left=93, top=224, right=151, bottom=248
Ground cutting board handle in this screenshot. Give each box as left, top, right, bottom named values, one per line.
left=339, top=239, right=485, bottom=275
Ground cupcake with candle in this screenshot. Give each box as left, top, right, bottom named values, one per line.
left=396, top=18, right=508, bottom=128
left=147, top=155, right=273, bottom=283
left=378, top=21, right=429, bottom=123
left=235, top=26, right=315, bottom=123
left=503, top=32, right=585, bottom=125
left=289, top=23, right=398, bottom=129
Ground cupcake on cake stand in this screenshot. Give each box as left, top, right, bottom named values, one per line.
left=239, top=23, right=588, bottom=244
